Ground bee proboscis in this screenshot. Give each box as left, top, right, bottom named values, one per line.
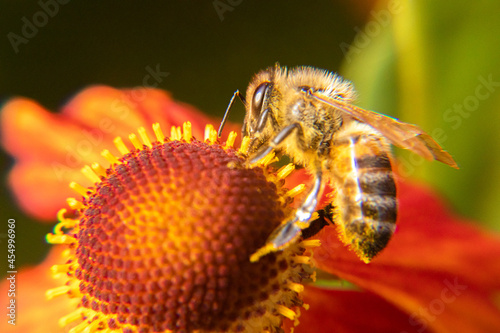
left=219, top=64, right=458, bottom=263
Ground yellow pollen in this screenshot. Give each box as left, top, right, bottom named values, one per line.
left=113, top=137, right=130, bottom=155
left=138, top=126, right=153, bottom=148
left=285, top=184, right=306, bottom=198
left=81, top=165, right=101, bottom=184
left=276, top=304, right=297, bottom=321
left=300, top=239, right=322, bottom=248
left=128, top=133, right=143, bottom=149
left=225, top=131, right=237, bottom=149
left=277, top=163, right=296, bottom=179
left=101, top=149, right=120, bottom=165
left=171, top=125, right=182, bottom=140
left=239, top=136, right=252, bottom=155
left=182, top=121, right=192, bottom=141
left=152, top=122, right=166, bottom=142
left=91, top=163, right=107, bottom=177
left=66, top=197, right=84, bottom=209
left=286, top=281, right=305, bottom=293
left=69, top=181, right=90, bottom=198
left=46, top=285, right=71, bottom=300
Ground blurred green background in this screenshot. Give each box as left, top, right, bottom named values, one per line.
left=1, top=0, right=499, bottom=275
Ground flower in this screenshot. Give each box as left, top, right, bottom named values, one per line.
left=2, top=86, right=500, bottom=333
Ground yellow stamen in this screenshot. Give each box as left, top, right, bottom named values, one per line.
left=128, top=133, right=143, bottom=150
left=101, top=150, right=120, bottom=165
left=113, top=137, right=130, bottom=155
left=285, top=184, right=306, bottom=198
left=58, top=308, right=86, bottom=328
left=54, top=210, right=77, bottom=234
left=171, top=126, right=182, bottom=141
left=293, top=255, right=311, bottom=265
left=67, top=198, right=84, bottom=210
left=138, top=127, right=153, bottom=148
left=286, top=281, right=304, bottom=293
left=276, top=163, right=295, bottom=179
left=56, top=208, right=68, bottom=223
left=50, top=264, right=73, bottom=275
left=46, top=285, right=71, bottom=300
left=224, top=131, right=237, bottom=149
left=46, top=234, right=74, bottom=245
left=259, top=152, right=276, bottom=166
left=239, top=136, right=252, bottom=155
left=204, top=124, right=217, bottom=143
left=69, top=182, right=89, bottom=198
left=183, top=121, right=192, bottom=142
left=82, top=319, right=101, bottom=333
left=81, top=165, right=101, bottom=184
left=249, top=243, right=277, bottom=263
left=300, top=239, right=322, bottom=248
left=276, top=304, right=297, bottom=320
left=91, top=163, right=107, bottom=177
left=68, top=320, right=90, bottom=333
left=152, top=122, right=165, bottom=143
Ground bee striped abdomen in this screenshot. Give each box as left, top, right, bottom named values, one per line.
left=331, top=125, right=397, bottom=263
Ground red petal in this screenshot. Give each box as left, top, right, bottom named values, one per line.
left=313, top=178, right=500, bottom=333
left=291, top=286, right=432, bottom=333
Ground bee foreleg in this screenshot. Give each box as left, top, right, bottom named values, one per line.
left=249, top=123, right=301, bottom=164
left=295, top=169, right=323, bottom=224
left=268, top=168, right=323, bottom=248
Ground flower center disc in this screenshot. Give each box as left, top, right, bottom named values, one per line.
left=74, top=138, right=296, bottom=332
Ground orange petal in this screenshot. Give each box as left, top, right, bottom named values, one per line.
left=0, top=247, right=75, bottom=333
left=8, top=161, right=88, bottom=220
left=291, top=286, right=432, bottom=333
left=1, top=86, right=239, bottom=221
left=313, top=178, right=500, bottom=333
left=1, top=98, right=102, bottom=163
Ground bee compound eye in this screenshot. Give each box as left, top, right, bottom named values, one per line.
left=298, top=85, right=311, bottom=93
left=251, top=82, right=270, bottom=118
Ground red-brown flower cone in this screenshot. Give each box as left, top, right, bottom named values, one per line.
left=45, top=123, right=315, bottom=333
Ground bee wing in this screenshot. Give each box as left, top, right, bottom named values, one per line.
left=311, top=93, right=459, bottom=169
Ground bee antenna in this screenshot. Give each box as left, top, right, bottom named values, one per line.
left=218, top=90, right=245, bottom=137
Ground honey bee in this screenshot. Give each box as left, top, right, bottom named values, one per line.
left=218, top=64, right=458, bottom=263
